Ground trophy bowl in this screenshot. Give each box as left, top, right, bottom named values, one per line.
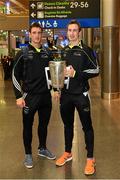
left=45, top=49, right=70, bottom=91
left=49, top=61, right=66, bottom=89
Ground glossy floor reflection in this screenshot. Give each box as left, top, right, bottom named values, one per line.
left=0, top=74, right=120, bottom=179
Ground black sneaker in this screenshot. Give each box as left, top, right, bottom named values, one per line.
left=38, top=148, right=56, bottom=160
left=24, top=154, right=33, bottom=168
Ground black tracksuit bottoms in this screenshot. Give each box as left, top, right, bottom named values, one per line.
left=60, top=93, right=94, bottom=158
left=22, top=92, right=52, bottom=154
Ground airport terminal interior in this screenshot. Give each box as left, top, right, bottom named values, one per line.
left=0, top=0, right=120, bottom=179
left=0, top=68, right=120, bottom=179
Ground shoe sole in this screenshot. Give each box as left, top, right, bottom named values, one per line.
left=56, top=156, right=73, bottom=166
left=24, top=164, right=33, bottom=169
left=38, top=153, right=56, bottom=160
left=84, top=171, right=95, bottom=175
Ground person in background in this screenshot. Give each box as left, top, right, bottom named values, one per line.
left=12, top=22, right=56, bottom=169
left=2, top=55, right=10, bottom=80
left=47, top=36, right=58, bottom=50
left=54, top=20, right=99, bottom=175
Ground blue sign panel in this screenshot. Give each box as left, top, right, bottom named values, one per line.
left=29, top=0, right=100, bottom=28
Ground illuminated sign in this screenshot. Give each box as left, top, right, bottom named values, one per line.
left=29, top=0, right=100, bottom=28
left=0, top=6, right=6, bottom=14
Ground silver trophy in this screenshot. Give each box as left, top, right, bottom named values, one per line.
left=45, top=50, right=70, bottom=91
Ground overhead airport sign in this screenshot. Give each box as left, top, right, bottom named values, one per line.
left=29, top=0, right=100, bottom=28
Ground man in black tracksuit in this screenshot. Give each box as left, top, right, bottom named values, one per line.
left=12, top=23, right=56, bottom=169
left=55, top=20, right=99, bottom=175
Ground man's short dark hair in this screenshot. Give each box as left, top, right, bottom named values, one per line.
left=29, top=22, right=43, bottom=33
left=67, top=20, right=81, bottom=32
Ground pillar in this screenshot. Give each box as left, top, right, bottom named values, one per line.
left=101, top=0, right=119, bottom=99
left=82, top=28, right=93, bottom=48
left=8, top=31, right=11, bottom=55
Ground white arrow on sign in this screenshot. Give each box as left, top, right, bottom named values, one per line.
left=30, top=3, right=36, bottom=9
left=31, top=12, right=36, bottom=18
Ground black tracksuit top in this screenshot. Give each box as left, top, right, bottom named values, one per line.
left=61, top=44, right=99, bottom=94
left=12, top=44, right=52, bottom=99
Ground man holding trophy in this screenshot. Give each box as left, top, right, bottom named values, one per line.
left=53, top=20, right=99, bottom=175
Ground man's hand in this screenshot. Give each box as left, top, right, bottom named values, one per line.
left=16, top=97, right=26, bottom=108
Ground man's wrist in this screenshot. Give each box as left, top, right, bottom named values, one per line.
left=16, top=97, right=23, bottom=101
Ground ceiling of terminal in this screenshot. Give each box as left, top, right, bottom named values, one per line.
left=0, top=0, right=67, bottom=42
left=0, top=0, right=29, bottom=14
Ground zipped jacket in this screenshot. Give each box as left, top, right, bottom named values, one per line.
left=12, top=44, right=52, bottom=99
left=61, top=43, right=99, bottom=94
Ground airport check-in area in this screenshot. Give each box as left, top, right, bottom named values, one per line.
left=0, top=0, right=120, bottom=179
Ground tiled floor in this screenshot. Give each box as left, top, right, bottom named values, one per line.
left=0, top=71, right=120, bottom=179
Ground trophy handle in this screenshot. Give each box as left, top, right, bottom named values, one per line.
left=64, top=77, right=70, bottom=89
left=45, top=66, right=70, bottom=90
left=45, top=67, right=51, bottom=89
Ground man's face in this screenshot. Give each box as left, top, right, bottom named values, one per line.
left=67, top=24, right=80, bottom=42
left=29, top=27, right=42, bottom=44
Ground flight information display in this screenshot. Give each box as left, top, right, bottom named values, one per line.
left=29, top=0, right=100, bottom=28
